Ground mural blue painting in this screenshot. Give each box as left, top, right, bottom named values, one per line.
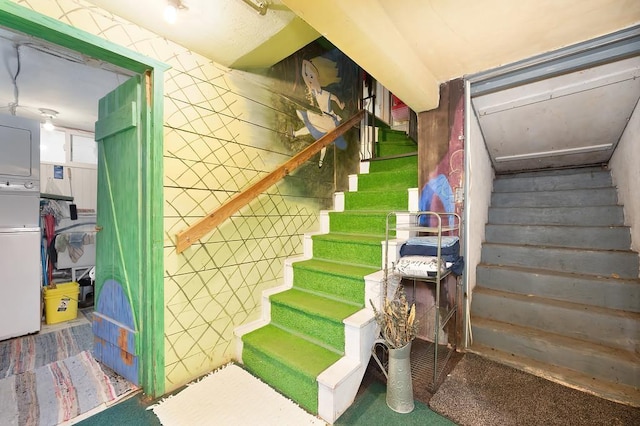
left=93, top=279, right=139, bottom=385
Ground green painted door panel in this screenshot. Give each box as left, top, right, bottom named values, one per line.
left=94, top=75, right=143, bottom=383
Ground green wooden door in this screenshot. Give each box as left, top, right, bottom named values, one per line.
left=93, top=75, right=144, bottom=385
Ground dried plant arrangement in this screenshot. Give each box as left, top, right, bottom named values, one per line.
left=371, top=285, right=418, bottom=349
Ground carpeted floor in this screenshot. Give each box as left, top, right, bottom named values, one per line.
left=429, top=353, right=640, bottom=426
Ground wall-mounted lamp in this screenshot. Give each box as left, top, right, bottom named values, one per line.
left=240, top=0, right=267, bottom=15
left=40, top=108, right=58, bottom=131
left=164, top=0, right=188, bottom=24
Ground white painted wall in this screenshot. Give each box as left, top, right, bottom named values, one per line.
left=40, top=163, right=97, bottom=212
left=609, top=98, right=640, bottom=275
left=466, top=108, right=494, bottom=293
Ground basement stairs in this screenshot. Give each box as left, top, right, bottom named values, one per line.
left=471, top=166, right=640, bottom=406
left=235, top=129, right=418, bottom=423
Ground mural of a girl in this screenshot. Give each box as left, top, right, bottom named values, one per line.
left=294, top=56, right=347, bottom=168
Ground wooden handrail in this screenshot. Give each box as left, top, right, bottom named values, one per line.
left=175, top=109, right=365, bottom=253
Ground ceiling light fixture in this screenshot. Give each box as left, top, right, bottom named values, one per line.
left=240, top=0, right=267, bottom=15
left=40, top=108, right=58, bottom=131
left=164, top=0, right=188, bottom=24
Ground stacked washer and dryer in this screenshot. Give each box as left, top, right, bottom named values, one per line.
left=0, top=114, right=42, bottom=341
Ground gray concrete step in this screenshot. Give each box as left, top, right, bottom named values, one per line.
left=491, top=187, right=618, bottom=208
left=481, top=243, right=639, bottom=279
left=484, top=224, right=632, bottom=250
left=493, top=168, right=612, bottom=192
left=476, top=264, right=640, bottom=313
left=471, top=287, right=640, bottom=352
left=471, top=317, right=640, bottom=389
left=488, top=205, right=625, bottom=226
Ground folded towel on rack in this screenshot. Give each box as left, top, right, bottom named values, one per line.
left=395, top=256, right=450, bottom=278
left=399, top=237, right=460, bottom=261
left=395, top=255, right=465, bottom=277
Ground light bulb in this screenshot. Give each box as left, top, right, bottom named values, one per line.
left=43, top=118, right=55, bottom=131
left=164, top=4, right=177, bottom=24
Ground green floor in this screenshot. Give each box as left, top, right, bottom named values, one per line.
left=78, top=378, right=454, bottom=425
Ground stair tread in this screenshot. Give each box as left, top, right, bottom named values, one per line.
left=313, top=232, right=383, bottom=245
left=477, top=263, right=640, bottom=284
left=243, top=324, right=341, bottom=378
left=486, top=223, right=630, bottom=230
left=472, top=316, right=639, bottom=362
left=495, top=166, right=609, bottom=179
left=271, top=288, right=362, bottom=320
left=473, top=286, right=640, bottom=319
left=293, top=258, right=379, bottom=278
left=481, top=241, right=637, bottom=255
left=491, top=187, right=616, bottom=194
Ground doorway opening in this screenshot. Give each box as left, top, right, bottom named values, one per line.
left=0, top=3, right=167, bottom=397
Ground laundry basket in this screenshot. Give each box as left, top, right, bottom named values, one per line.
left=43, top=282, right=80, bottom=324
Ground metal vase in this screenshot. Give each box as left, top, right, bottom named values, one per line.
left=378, top=339, right=415, bottom=413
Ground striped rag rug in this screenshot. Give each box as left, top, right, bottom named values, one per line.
left=0, top=351, right=118, bottom=426
left=0, top=324, right=93, bottom=378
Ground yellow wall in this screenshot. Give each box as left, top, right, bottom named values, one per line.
left=14, top=0, right=336, bottom=392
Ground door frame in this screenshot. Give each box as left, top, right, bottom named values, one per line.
left=0, top=1, right=168, bottom=396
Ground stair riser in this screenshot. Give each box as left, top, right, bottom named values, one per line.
left=377, top=143, right=416, bottom=157
left=476, top=265, right=640, bottom=312
left=270, top=302, right=344, bottom=353
left=329, top=212, right=390, bottom=235
left=368, top=156, right=417, bottom=173
left=379, top=129, right=411, bottom=141
left=471, top=324, right=640, bottom=388
left=481, top=244, right=638, bottom=278
left=491, top=188, right=618, bottom=208
left=292, top=265, right=364, bottom=306
left=344, top=191, right=408, bottom=211
left=493, top=171, right=612, bottom=192
left=484, top=224, right=631, bottom=250
left=472, top=292, right=639, bottom=352
left=242, top=344, right=318, bottom=413
left=312, top=238, right=381, bottom=268
left=357, top=169, right=417, bottom=192
left=488, top=206, right=625, bottom=226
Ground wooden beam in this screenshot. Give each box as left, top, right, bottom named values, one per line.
left=175, top=110, right=364, bottom=253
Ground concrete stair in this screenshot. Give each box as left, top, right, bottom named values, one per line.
left=471, top=166, right=640, bottom=407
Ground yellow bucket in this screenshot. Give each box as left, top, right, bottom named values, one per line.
left=43, top=282, right=80, bottom=325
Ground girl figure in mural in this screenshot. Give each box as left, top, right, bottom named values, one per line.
left=294, top=57, right=347, bottom=168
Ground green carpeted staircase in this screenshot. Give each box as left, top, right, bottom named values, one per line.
left=237, top=129, right=418, bottom=422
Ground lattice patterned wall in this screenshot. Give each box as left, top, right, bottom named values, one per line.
left=15, top=0, right=333, bottom=392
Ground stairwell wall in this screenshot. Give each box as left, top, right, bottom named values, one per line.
left=466, top=105, right=494, bottom=293
left=12, top=0, right=361, bottom=393
left=610, top=97, right=640, bottom=273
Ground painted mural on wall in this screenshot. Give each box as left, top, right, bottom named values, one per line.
left=419, top=95, right=464, bottom=228
left=269, top=40, right=361, bottom=200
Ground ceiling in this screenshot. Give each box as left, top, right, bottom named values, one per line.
left=0, top=27, right=132, bottom=131
left=1, top=0, right=639, bottom=171
left=473, top=56, right=640, bottom=172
